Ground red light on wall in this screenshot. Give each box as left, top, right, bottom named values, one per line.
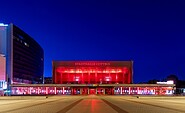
left=111, top=70, right=116, bottom=73
left=118, top=70, right=122, bottom=73
left=54, top=65, right=132, bottom=84
left=123, top=67, right=128, bottom=74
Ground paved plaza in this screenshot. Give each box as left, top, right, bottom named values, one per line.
left=0, top=95, right=185, bottom=113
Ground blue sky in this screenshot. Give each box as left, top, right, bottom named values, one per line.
left=1, top=0, right=185, bottom=83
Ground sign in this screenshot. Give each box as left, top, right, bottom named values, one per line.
left=75, top=62, right=110, bottom=66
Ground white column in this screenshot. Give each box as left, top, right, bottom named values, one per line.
left=129, top=87, right=131, bottom=95
left=154, top=89, right=155, bottom=95
left=137, top=87, right=139, bottom=94
left=112, top=87, right=115, bottom=95
left=80, top=88, right=82, bottom=95
left=62, top=87, right=65, bottom=95
left=46, top=87, right=48, bottom=95
left=88, top=88, right=89, bottom=94
left=71, top=87, right=73, bottom=95
left=29, top=87, right=31, bottom=95
left=54, top=87, right=56, bottom=95
left=121, top=87, right=123, bottom=95
left=38, top=87, right=39, bottom=95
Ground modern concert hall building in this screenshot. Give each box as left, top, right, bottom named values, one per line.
left=11, top=61, right=175, bottom=95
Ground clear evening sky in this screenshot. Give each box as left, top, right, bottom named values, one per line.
left=1, top=0, right=185, bottom=83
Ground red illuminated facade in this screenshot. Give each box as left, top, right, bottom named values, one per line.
left=53, top=61, right=133, bottom=84
left=9, top=61, right=175, bottom=96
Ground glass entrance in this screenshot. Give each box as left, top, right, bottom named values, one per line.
left=89, top=88, right=96, bottom=94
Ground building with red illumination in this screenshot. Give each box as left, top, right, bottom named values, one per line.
left=10, top=61, right=175, bottom=95
left=52, top=61, right=133, bottom=95
left=53, top=61, right=133, bottom=84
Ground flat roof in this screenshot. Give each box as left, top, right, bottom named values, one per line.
left=52, top=61, right=133, bottom=67
left=10, top=84, right=175, bottom=87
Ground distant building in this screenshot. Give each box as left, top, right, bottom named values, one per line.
left=44, top=77, right=52, bottom=84
left=0, top=23, right=44, bottom=94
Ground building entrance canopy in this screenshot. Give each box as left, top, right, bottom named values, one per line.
left=10, top=84, right=175, bottom=95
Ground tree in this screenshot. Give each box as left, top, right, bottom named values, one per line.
left=166, top=74, right=178, bottom=84
left=147, top=79, right=159, bottom=84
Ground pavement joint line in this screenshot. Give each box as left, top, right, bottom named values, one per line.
left=120, top=98, right=185, bottom=113
left=0, top=98, right=65, bottom=113
left=56, top=99, right=83, bottom=113
left=101, top=99, right=129, bottom=113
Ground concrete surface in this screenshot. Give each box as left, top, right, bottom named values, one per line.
left=0, top=95, right=185, bottom=113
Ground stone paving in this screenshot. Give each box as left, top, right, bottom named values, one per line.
left=0, top=95, right=185, bottom=113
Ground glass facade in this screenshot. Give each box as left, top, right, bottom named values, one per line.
left=0, top=23, right=44, bottom=86
left=12, top=25, right=44, bottom=84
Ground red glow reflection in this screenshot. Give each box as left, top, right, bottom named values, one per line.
left=91, top=99, right=100, bottom=112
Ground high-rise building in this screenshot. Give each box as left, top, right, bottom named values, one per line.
left=0, top=23, right=44, bottom=93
